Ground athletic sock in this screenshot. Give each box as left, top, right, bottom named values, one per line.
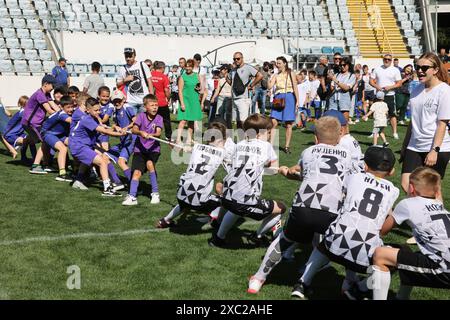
left=256, top=214, right=281, bottom=238
left=149, top=171, right=158, bottom=193
left=254, top=232, right=293, bottom=281
left=300, top=247, right=330, bottom=286
left=396, top=285, right=413, bottom=300
left=103, top=179, right=111, bottom=191
left=107, top=163, right=121, bottom=184
left=129, top=179, right=139, bottom=197
left=209, top=207, right=221, bottom=220
left=367, top=266, right=391, bottom=300
left=123, top=168, right=131, bottom=181
left=216, top=211, right=240, bottom=239
left=59, top=168, right=66, bottom=176
left=164, top=205, right=182, bottom=222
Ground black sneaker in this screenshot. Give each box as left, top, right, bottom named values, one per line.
left=208, top=234, right=227, bottom=248
left=343, top=283, right=371, bottom=300
left=382, top=142, right=390, bottom=148
left=112, top=182, right=125, bottom=192
left=55, top=174, right=73, bottom=182
left=155, top=218, right=176, bottom=229
left=102, top=186, right=122, bottom=197
left=246, top=232, right=270, bottom=247
left=291, top=281, right=310, bottom=300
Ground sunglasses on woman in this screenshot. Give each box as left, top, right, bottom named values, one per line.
left=415, top=64, right=434, bottom=72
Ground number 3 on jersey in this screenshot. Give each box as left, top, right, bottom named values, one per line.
left=320, top=155, right=338, bottom=174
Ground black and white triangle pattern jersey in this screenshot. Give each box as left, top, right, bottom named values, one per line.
left=324, top=172, right=399, bottom=267
left=176, top=143, right=225, bottom=206
left=338, top=134, right=365, bottom=174
left=393, top=197, right=450, bottom=272
left=222, top=139, right=277, bottom=205
left=292, top=144, right=352, bottom=214
left=222, top=137, right=236, bottom=173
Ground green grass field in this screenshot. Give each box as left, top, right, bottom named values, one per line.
left=0, top=118, right=449, bottom=300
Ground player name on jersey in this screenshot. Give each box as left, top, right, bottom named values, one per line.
left=363, top=176, right=392, bottom=192
left=196, top=144, right=224, bottom=157
left=311, top=146, right=348, bottom=158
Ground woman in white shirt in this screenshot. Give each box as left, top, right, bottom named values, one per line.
left=401, top=52, right=450, bottom=193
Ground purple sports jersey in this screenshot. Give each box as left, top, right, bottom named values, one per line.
left=100, top=103, right=114, bottom=126
left=70, top=107, right=86, bottom=134
left=114, top=106, right=136, bottom=143
left=21, top=88, right=52, bottom=126
left=42, top=110, right=70, bottom=136
left=3, top=109, right=24, bottom=140
left=69, top=114, right=100, bottom=148
left=133, top=113, right=163, bottom=153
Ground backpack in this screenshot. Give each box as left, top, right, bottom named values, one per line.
left=232, top=70, right=250, bottom=96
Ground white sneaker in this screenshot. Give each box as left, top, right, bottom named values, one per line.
left=247, top=276, right=265, bottom=294
left=122, top=194, right=138, bottom=206
left=112, top=182, right=125, bottom=192
left=150, top=192, right=160, bottom=204
left=368, top=134, right=373, bottom=138
left=72, top=180, right=88, bottom=190
left=398, top=120, right=405, bottom=125
left=393, top=133, right=399, bottom=140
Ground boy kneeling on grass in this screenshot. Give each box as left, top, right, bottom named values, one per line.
left=370, top=167, right=450, bottom=300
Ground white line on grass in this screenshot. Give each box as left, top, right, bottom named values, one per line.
left=0, top=221, right=261, bottom=246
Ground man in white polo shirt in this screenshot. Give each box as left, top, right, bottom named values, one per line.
left=370, top=54, right=402, bottom=139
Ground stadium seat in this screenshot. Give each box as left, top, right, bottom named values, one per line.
left=16, top=29, right=30, bottom=39
left=333, top=47, right=344, bottom=54
left=30, top=30, right=44, bottom=40
left=10, top=48, right=24, bottom=60
left=6, top=38, right=19, bottom=49
left=0, top=49, right=9, bottom=59
left=74, top=63, right=88, bottom=74
left=39, top=49, right=52, bottom=61
left=142, top=25, right=153, bottom=33
left=24, top=49, right=38, bottom=60
left=14, top=60, right=28, bottom=74
left=29, top=60, right=44, bottom=73
left=322, top=46, right=333, bottom=54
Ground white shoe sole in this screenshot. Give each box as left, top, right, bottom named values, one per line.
left=113, top=185, right=125, bottom=192
left=29, top=170, right=47, bottom=174
left=122, top=201, right=138, bottom=206
left=55, top=178, right=73, bottom=182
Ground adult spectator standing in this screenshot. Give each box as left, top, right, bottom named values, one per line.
left=82, top=61, right=104, bottom=98
left=395, top=64, right=413, bottom=125
left=268, top=56, right=299, bottom=154
left=400, top=52, right=450, bottom=193
left=145, top=59, right=153, bottom=71
left=227, top=52, right=263, bottom=129
left=116, top=48, right=154, bottom=114
left=52, top=57, right=70, bottom=89
left=331, top=52, right=342, bottom=74
left=362, top=64, right=375, bottom=113
left=369, top=53, right=402, bottom=139
left=151, top=61, right=172, bottom=141
left=168, top=64, right=180, bottom=114
left=315, top=56, right=329, bottom=77
left=211, top=64, right=233, bottom=128
left=193, top=53, right=207, bottom=92
left=393, top=58, right=403, bottom=72
left=328, top=56, right=356, bottom=122
left=251, top=61, right=270, bottom=115
left=179, top=57, right=187, bottom=75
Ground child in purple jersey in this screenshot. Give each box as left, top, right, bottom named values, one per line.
left=23, top=75, right=61, bottom=174
left=0, top=96, right=34, bottom=161
left=123, top=94, right=163, bottom=205
left=69, top=97, right=127, bottom=196
left=105, top=90, right=137, bottom=182
left=42, top=95, right=74, bottom=182
left=97, top=86, right=114, bottom=151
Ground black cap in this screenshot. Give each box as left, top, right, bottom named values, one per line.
left=58, top=57, right=66, bottom=62
left=124, top=47, right=136, bottom=54
left=364, top=146, right=396, bottom=172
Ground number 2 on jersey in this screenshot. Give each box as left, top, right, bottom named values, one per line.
left=194, top=155, right=211, bottom=175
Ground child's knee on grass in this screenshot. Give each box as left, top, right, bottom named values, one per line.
left=132, top=170, right=142, bottom=180
left=373, top=247, right=399, bottom=272
left=118, top=157, right=128, bottom=170
left=146, top=160, right=155, bottom=172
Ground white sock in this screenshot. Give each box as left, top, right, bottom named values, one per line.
left=103, top=179, right=111, bottom=191
left=164, top=205, right=182, bottom=222
left=256, top=214, right=281, bottom=238
left=255, top=232, right=294, bottom=280
left=396, top=285, right=413, bottom=300
left=300, top=247, right=329, bottom=286
left=216, top=211, right=240, bottom=239
left=367, top=266, right=391, bottom=300
left=209, top=207, right=222, bottom=220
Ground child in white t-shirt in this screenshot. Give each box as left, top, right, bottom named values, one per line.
left=364, top=91, right=389, bottom=147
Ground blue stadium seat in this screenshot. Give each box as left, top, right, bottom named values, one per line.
left=333, top=47, right=344, bottom=54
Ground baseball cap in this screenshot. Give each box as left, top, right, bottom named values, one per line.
left=323, top=110, right=347, bottom=126
left=124, top=47, right=136, bottom=54
left=41, top=74, right=56, bottom=85
left=376, top=91, right=385, bottom=100
left=111, top=90, right=125, bottom=101
left=58, top=57, right=66, bottom=62
left=364, top=146, right=396, bottom=172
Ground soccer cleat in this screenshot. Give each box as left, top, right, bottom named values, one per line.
left=155, top=218, right=175, bottom=229
left=29, top=165, right=48, bottom=174
left=44, top=166, right=58, bottom=173
left=382, top=142, right=390, bottom=148
left=122, top=194, right=138, bottom=206
left=291, top=281, right=310, bottom=300
left=150, top=192, right=160, bottom=204
left=112, top=182, right=125, bottom=192
left=367, top=134, right=374, bottom=139
left=55, top=174, right=73, bottom=182
left=72, top=180, right=89, bottom=190
left=393, top=133, right=399, bottom=140
left=247, top=276, right=265, bottom=294
left=102, top=186, right=122, bottom=197
left=208, top=234, right=227, bottom=248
